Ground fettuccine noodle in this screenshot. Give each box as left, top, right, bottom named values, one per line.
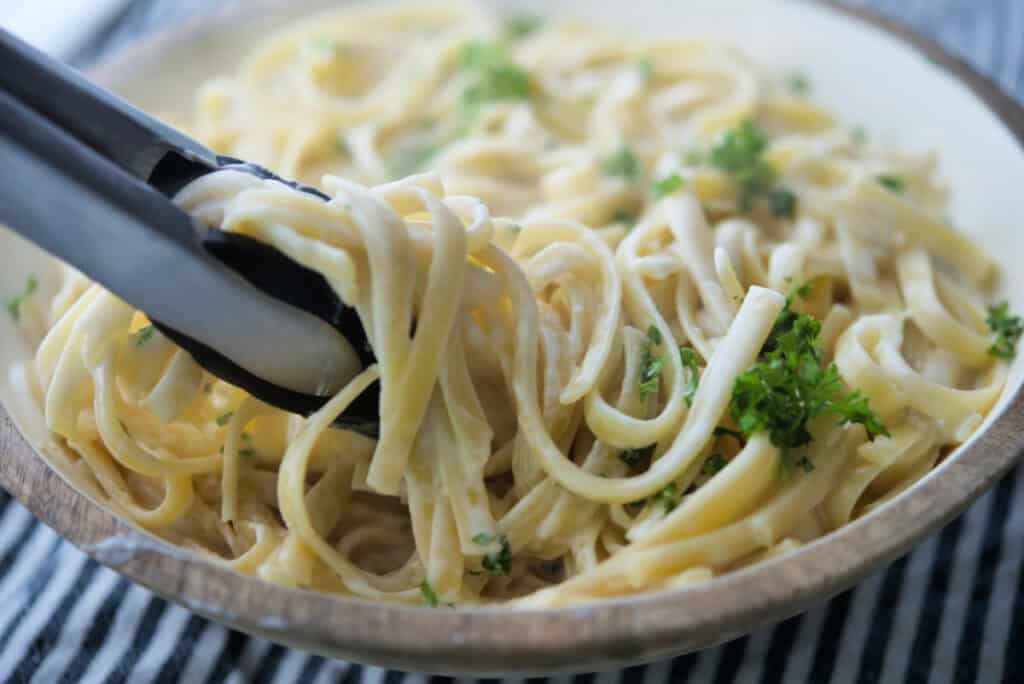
left=23, top=3, right=1016, bottom=607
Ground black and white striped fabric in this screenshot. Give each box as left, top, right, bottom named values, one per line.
left=1, top=0, right=1023, bottom=681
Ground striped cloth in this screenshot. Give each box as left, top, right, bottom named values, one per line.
left=0, top=0, right=1023, bottom=681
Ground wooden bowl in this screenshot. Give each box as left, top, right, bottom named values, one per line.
left=1, top=0, right=1022, bottom=675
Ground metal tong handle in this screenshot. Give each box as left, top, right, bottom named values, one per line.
left=0, top=27, right=218, bottom=184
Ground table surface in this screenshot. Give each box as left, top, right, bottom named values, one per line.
left=1, top=0, right=1023, bottom=682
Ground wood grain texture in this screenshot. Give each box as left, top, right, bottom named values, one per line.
left=1, top=0, right=1023, bottom=675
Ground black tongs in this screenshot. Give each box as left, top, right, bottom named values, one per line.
left=0, top=29, right=379, bottom=435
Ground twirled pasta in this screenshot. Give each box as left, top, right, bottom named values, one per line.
left=19, top=4, right=1016, bottom=606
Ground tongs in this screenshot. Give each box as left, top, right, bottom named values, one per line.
left=0, top=29, right=379, bottom=435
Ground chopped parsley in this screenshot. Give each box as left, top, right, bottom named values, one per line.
left=133, top=325, right=156, bottom=347
left=216, top=412, right=234, bottom=427
left=639, top=326, right=665, bottom=398
left=709, top=120, right=778, bottom=212
left=680, top=346, right=701, bottom=406
left=762, top=279, right=813, bottom=355
left=851, top=126, right=868, bottom=145
left=308, top=37, right=342, bottom=55
left=701, top=453, right=728, bottom=476
left=611, top=209, right=638, bottom=229
left=653, top=483, right=680, bottom=512
left=876, top=175, right=906, bottom=194
left=730, top=309, right=888, bottom=478
left=239, top=448, right=256, bottom=460
left=461, top=41, right=532, bottom=114
left=786, top=71, right=811, bottom=95
left=620, top=444, right=655, bottom=468
left=473, top=532, right=512, bottom=575
left=986, top=302, right=1023, bottom=359
left=420, top=580, right=439, bottom=607
left=6, top=275, right=37, bottom=322
left=682, top=147, right=704, bottom=166
left=652, top=173, right=685, bottom=199
left=387, top=144, right=438, bottom=179
left=636, top=57, right=654, bottom=81
left=603, top=146, right=640, bottom=183
left=769, top=188, right=797, bottom=219
left=505, top=14, right=543, bottom=39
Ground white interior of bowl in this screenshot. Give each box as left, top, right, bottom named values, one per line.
left=2, top=0, right=1022, bottom=547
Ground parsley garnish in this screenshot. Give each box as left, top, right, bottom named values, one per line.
left=505, top=15, right=543, bottom=39
left=730, top=306, right=888, bottom=477
left=851, top=126, right=868, bottom=145
left=769, top=188, right=797, bottom=219
left=653, top=483, right=679, bottom=512
left=239, top=448, right=256, bottom=460
left=652, top=173, right=685, bottom=199
left=709, top=120, right=777, bottom=212
left=387, top=144, right=438, bottom=179
left=682, top=147, right=704, bottom=166
left=133, top=325, right=155, bottom=347
left=639, top=326, right=665, bottom=398
left=620, top=444, right=655, bottom=468
left=473, top=532, right=512, bottom=575
left=603, top=146, right=639, bottom=183
left=636, top=57, right=654, bottom=81
left=461, top=41, right=532, bottom=114
left=216, top=412, right=234, bottom=427
left=786, top=72, right=811, bottom=95
left=7, top=275, right=37, bottom=322
left=986, top=302, right=1023, bottom=359
left=680, top=346, right=701, bottom=406
left=611, top=209, right=638, bottom=229
left=876, top=175, right=906, bottom=194
left=420, top=580, right=439, bottom=607
left=701, top=454, right=728, bottom=476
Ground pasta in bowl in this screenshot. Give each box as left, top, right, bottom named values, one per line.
left=1, top=0, right=1023, bottom=672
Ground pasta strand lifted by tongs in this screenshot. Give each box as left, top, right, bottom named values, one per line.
left=0, top=28, right=379, bottom=434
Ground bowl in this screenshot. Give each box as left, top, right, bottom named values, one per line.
left=1, top=0, right=1022, bottom=675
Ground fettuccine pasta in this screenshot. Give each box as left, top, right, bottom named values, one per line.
left=19, top=3, right=1020, bottom=607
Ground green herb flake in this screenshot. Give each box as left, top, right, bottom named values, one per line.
left=473, top=532, right=512, bottom=575
left=133, top=325, right=156, bottom=347
left=387, top=144, right=438, bottom=180
left=505, top=14, right=543, bottom=39
left=639, top=326, right=665, bottom=398
left=701, top=453, right=728, bottom=477
left=461, top=41, right=532, bottom=114
left=216, top=412, right=234, bottom=427
left=986, top=301, right=1023, bottom=359
left=420, top=580, right=439, bottom=607
left=679, top=346, right=701, bottom=407
left=769, top=188, right=797, bottom=219
left=876, top=174, right=906, bottom=194
left=239, top=448, right=256, bottom=460
left=730, top=310, right=889, bottom=478
left=6, top=275, right=38, bottom=323
left=636, top=57, right=654, bottom=81
left=786, top=71, right=811, bottom=95
left=203, top=382, right=214, bottom=394
left=611, top=209, right=638, bottom=229
left=620, top=444, right=655, bottom=468
left=653, top=483, right=679, bottom=512
left=709, top=120, right=777, bottom=212
left=851, top=126, right=868, bottom=146
left=652, top=173, right=685, bottom=199
left=603, top=146, right=640, bottom=183
left=682, top=147, right=704, bottom=166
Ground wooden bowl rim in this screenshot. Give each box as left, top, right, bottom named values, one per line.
left=2, top=0, right=1023, bottom=674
